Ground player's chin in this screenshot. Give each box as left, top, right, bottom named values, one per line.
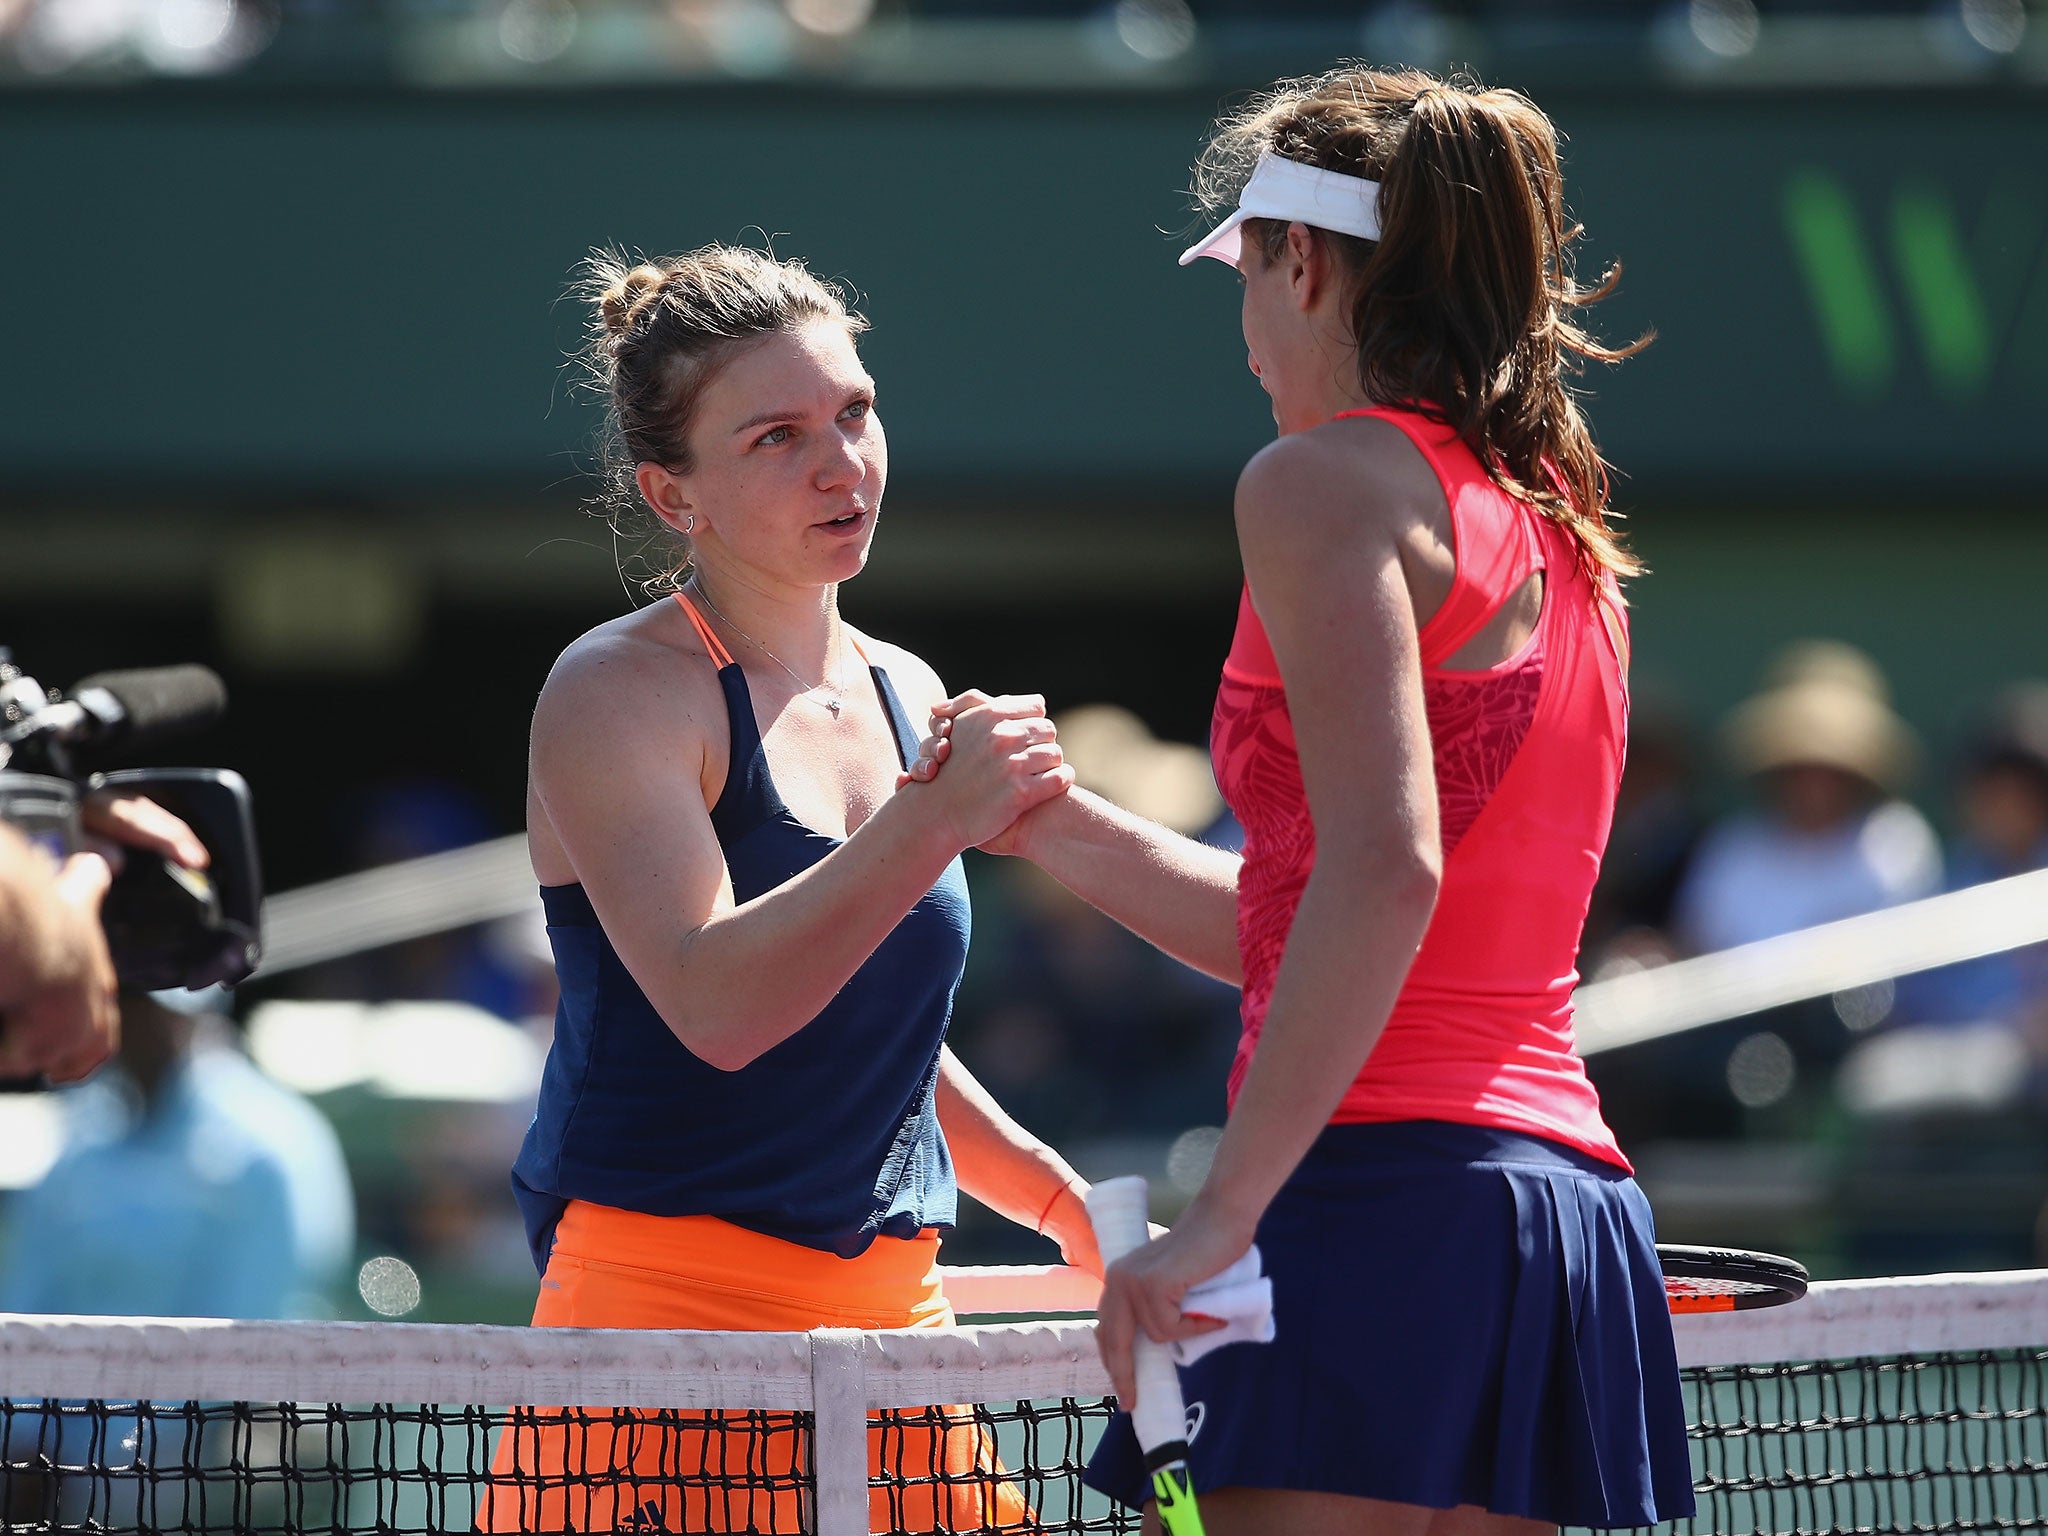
left=813, top=527, right=875, bottom=581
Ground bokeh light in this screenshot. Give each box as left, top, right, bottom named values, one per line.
left=499, top=0, right=578, bottom=65
left=1689, top=0, right=1760, bottom=58
left=1726, top=1031, right=1797, bottom=1110
left=1832, top=978, right=1897, bottom=1033
left=1166, top=1125, right=1223, bottom=1196
left=1111, top=0, right=1194, bottom=63
left=357, top=1256, right=423, bottom=1318
left=784, top=0, right=870, bottom=40
left=1959, top=0, right=2026, bottom=55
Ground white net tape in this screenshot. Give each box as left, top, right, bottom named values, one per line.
left=6, top=1268, right=2043, bottom=1407
left=2, top=1268, right=2045, bottom=1536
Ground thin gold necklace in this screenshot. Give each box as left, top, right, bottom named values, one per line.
left=691, top=582, right=849, bottom=719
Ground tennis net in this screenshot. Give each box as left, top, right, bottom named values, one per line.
left=0, top=1266, right=2042, bottom=1535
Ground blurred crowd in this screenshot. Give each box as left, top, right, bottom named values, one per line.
left=2, top=0, right=2028, bottom=86
left=1585, top=642, right=2048, bottom=1141
left=5, top=636, right=2047, bottom=1325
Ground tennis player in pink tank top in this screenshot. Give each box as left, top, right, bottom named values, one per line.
left=913, top=65, right=1693, bottom=1536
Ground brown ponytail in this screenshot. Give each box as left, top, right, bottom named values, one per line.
left=1196, top=67, right=1649, bottom=580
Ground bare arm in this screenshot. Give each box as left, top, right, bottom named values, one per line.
left=532, top=635, right=1070, bottom=1072
left=1000, top=789, right=1243, bottom=985
left=935, top=1046, right=1100, bottom=1275
left=1093, top=427, right=1444, bottom=1400
left=1196, top=446, right=1441, bottom=1225
left=907, top=720, right=1244, bottom=984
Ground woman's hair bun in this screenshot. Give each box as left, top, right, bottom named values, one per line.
left=597, top=262, right=670, bottom=340
left=573, top=241, right=868, bottom=594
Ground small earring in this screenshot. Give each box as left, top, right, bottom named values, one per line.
left=684, top=514, right=695, bottom=534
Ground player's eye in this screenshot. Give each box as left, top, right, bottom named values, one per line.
left=755, top=425, right=791, bottom=447
left=842, top=398, right=872, bottom=422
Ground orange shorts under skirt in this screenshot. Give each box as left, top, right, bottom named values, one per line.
left=476, top=1202, right=1032, bottom=1533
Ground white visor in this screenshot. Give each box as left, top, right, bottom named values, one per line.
left=1178, top=150, right=1383, bottom=268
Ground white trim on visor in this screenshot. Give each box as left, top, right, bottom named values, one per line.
left=1178, top=150, right=1383, bottom=268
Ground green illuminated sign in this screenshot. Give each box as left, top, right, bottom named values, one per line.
left=1785, top=169, right=2048, bottom=399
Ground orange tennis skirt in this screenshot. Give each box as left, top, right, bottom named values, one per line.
left=476, top=1201, right=1031, bottom=1533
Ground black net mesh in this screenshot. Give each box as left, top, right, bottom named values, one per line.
left=0, top=1401, right=815, bottom=1534
left=2, top=1350, right=2043, bottom=1534
left=1595, top=1349, right=2048, bottom=1536
left=871, top=1397, right=1132, bottom=1534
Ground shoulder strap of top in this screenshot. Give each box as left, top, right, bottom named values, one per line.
left=671, top=592, right=737, bottom=668
left=680, top=591, right=874, bottom=672
left=1333, top=406, right=1544, bottom=668
left=839, top=628, right=915, bottom=769
left=669, top=592, right=777, bottom=836
left=868, top=667, right=921, bottom=770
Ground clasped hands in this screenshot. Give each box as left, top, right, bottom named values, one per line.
left=894, top=690, right=1072, bottom=855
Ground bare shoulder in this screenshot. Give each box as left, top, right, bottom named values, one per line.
left=1234, top=414, right=1445, bottom=550
left=844, top=625, right=948, bottom=718
left=532, top=603, right=725, bottom=757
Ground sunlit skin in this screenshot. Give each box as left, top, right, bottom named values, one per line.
left=910, top=220, right=1559, bottom=1536
left=1234, top=224, right=1373, bottom=436
left=523, top=311, right=1102, bottom=1278
left=1126, top=230, right=1557, bottom=1536
left=634, top=319, right=886, bottom=684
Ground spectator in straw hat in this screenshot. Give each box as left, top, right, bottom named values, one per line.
left=1673, top=641, right=1940, bottom=956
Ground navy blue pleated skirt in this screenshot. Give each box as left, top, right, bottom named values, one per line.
left=1082, top=1120, right=1696, bottom=1529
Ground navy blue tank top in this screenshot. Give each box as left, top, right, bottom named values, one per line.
left=511, top=654, right=967, bottom=1272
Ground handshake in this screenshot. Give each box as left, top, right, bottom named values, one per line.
left=895, top=691, right=1074, bottom=857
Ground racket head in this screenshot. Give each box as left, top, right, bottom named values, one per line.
left=1658, top=1243, right=1809, bottom=1313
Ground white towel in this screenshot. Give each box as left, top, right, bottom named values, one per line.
left=1171, top=1244, right=1276, bottom=1366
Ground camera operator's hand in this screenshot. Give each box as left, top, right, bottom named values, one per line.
left=0, top=796, right=207, bottom=1083
left=79, top=788, right=210, bottom=872
left=0, top=826, right=119, bottom=1082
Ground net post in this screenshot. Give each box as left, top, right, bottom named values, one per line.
left=808, top=1327, right=868, bottom=1536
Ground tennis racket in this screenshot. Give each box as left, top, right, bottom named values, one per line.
left=1658, top=1243, right=1808, bottom=1313
left=1087, top=1176, right=1207, bottom=1536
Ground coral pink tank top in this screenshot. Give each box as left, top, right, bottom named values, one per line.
left=1211, top=406, right=1631, bottom=1169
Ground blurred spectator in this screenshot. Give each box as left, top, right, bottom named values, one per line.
left=1830, top=690, right=2048, bottom=1237
left=0, top=989, right=354, bottom=1320
left=1896, top=683, right=2048, bottom=1035
left=1582, top=698, right=1705, bottom=978
left=1674, top=641, right=1940, bottom=954
left=313, top=779, right=528, bottom=1018
left=0, top=991, right=354, bottom=1527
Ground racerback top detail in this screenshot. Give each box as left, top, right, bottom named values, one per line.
left=511, top=600, right=967, bottom=1270
left=1211, top=406, right=1631, bottom=1169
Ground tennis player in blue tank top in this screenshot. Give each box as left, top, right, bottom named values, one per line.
left=487, top=246, right=1094, bottom=1532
